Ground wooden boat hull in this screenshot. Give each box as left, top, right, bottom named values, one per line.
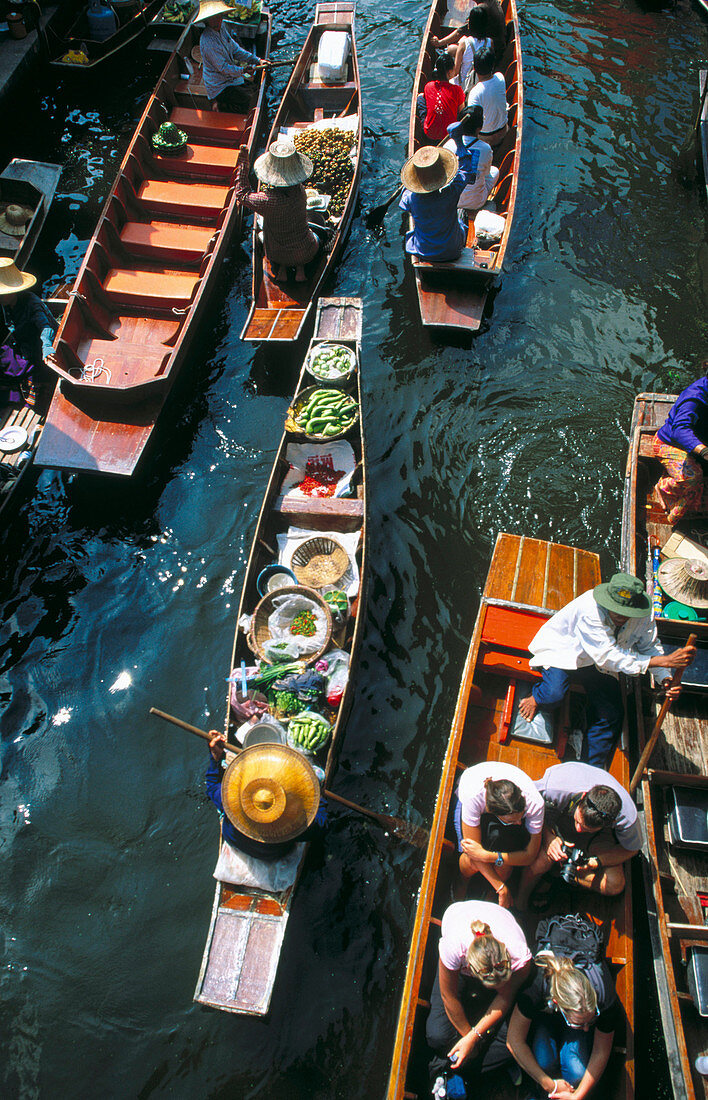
left=46, top=0, right=165, bottom=70
left=241, top=2, right=362, bottom=343
left=387, top=533, right=634, bottom=1100
left=622, top=392, right=708, bottom=1100
left=35, top=19, right=271, bottom=478
left=194, top=297, right=367, bottom=1015
left=0, top=159, right=63, bottom=270
left=407, top=0, right=522, bottom=331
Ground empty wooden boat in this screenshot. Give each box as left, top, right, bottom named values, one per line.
left=35, top=16, right=270, bottom=478
left=241, top=2, right=362, bottom=343
left=406, top=0, right=522, bottom=331
left=194, top=297, right=367, bottom=1014
left=0, top=159, right=63, bottom=270
left=622, top=392, right=708, bottom=1099
left=45, top=0, right=165, bottom=70
left=387, top=533, right=634, bottom=1099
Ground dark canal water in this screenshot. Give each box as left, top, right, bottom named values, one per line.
left=1, top=0, right=706, bottom=1095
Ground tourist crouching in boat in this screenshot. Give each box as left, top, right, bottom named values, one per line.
left=0, top=258, right=57, bottom=411
left=507, top=945, right=619, bottom=1100
left=454, top=761, right=544, bottom=908
left=399, top=146, right=475, bottom=263
left=235, top=139, right=322, bottom=284
left=445, top=106, right=499, bottom=215
left=517, top=571, right=694, bottom=766
left=196, top=0, right=269, bottom=113
left=427, top=900, right=532, bottom=1095
left=652, top=373, right=708, bottom=524
left=516, top=762, right=640, bottom=911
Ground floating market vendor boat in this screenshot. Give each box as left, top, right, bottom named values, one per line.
left=44, top=0, right=165, bottom=70
left=35, top=13, right=271, bottom=478
left=406, top=0, right=522, bottom=332
left=622, top=392, right=708, bottom=1100
left=194, top=297, right=367, bottom=1015
left=387, top=533, right=634, bottom=1099
left=0, top=159, right=63, bottom=271
left=241, top=2, right=362, bottom=343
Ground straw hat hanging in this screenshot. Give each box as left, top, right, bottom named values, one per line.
left=254, top=139, right=313, bottom=187
left=400, top=146, right=458, bottom=194
left=0, top=257, right=36, bottom=296
left=658, top=557, right=708, bottom=609
left=0, top=203, right=33, bottom=238
left=221, top=743, right=320, bottom=844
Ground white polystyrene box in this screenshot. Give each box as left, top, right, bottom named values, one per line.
left=317, top=30, right=351, bottom=83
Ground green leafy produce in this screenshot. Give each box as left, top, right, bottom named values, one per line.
left=288, top=712, right=330, bottom=752
left=251, top=660, right=303, bottom=687
left=273, top=690, right=301, bottom=715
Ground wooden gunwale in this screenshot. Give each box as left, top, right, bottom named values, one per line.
left=35, top=18, right=271, bottom=478
left=387, top=533, right=634, bottom=1100
left=194, top=297, right=367, bottom=1015
left=45, top=0, right=165, bottom=69
left=621, top=391, right=708, bottom=1100
left=240, top=2, right=362, bottom=343
left=406, top=0, right=522, bottom=331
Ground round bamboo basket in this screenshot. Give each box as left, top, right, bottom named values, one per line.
left=291, top=536, right=349, bottom=587
left=248, top=585, right=333, bottom=664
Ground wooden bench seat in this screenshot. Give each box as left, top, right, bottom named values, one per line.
left=413, top=247, right=498, bottom=274
left=153, top=141, right=240, bottom=179
left=120, top=221, right=215, bottom=263
left=169, top=106, right=247, bottom=141
left=138, top=178, right=228, bottom=219
left=242, top=306, right=306, bottom=342
left=639, top=428, right=659, bottom=458
left=73, top=338, right=171, bottom=386
left=103, top=268, right=199, bottom=309
left=275, top=494, right=363, bottom=519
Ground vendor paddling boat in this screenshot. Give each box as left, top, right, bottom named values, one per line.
left=387, top=533, right=634, bottom=1099
left=194, top=297, right=367, bottom=1015
left=622, top=392, right=708, bottom=1099
left=45, top=0, right=165, bottom=70
left=407, top=0, right=522, bottom=331
left=241, top=2, right=362, bottom=343
left=34, top=14, right=271, bottom=478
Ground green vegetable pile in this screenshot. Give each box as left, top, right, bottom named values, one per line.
left=324, top=590, right=348, bottom=615
left=288, top=712, right=330, bottom=752
left=309, top=344, right=354, bottom=380
left=292, top=128, right=356, bottom=218
left=273, top=690, right=301, bottom=716
left=294, top=388, right=358, bottom=438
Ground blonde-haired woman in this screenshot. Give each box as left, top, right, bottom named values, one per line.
left=426, top=900, right=532, bottom=1090
left=506, top=950, right=619, bottom=1099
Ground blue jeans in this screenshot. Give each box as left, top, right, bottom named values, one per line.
left=532, top=1018, right=593, bottom=1087
left=532, top=665, right=624, bottom=768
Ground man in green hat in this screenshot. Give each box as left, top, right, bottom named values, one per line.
left=518, top=572, right=695, bottom=767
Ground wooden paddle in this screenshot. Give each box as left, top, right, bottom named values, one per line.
left=149, top=707, right=429, bottom=848
left=677, top=71, right=708, bottom=182
left=629, top=632, right=697, bottom=795
left=365, top=133, right=453, bottom=228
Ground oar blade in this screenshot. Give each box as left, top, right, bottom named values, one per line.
left=389, top=817, right=430, bottom=849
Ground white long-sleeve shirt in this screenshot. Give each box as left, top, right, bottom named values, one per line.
left=200, top=24, right=255, bottom=100
left=528, top=589, right=671, bottom=682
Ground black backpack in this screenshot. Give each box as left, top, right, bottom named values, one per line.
left=534, top=913, right=604, bottom=969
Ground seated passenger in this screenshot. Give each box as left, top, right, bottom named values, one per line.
left=432, top=0, right=506, bottom=65
left=454, top=760, right=544, bottom=907
left=466, top=45, right=508, bottom=149
left=416, top=53, right=465, bottom=142
left=507, top=945, right=619, bottom=1099
left=399, top=146, right=474, bottom=263
left=517, top=762, right=641, bottom=910
left=652, top=372, right=708, bottom=524
left=445, top=105, right=499, bottom=214
left=427, top=900, right=532, bottom=1093
left=432, top=7, right=493, bottom=93
left=197, top=0, right=268, bottom=113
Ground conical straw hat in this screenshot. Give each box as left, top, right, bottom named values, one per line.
left=254, top=139, right=313, bottom=187
left=195, top=0, right=235, bottom=22
left=658, top=557, right=708, bottom=609
left=221, top=743, right=320, bottom=844
left=0, top=203, right=33, bottom=237
left=0, top=257, right=36, bottom=296
left=400, top=146, right=459, bottom=193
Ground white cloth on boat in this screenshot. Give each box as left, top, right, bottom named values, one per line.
left=280, top=440, right=356, bottom=501
left=277, top=525, right=361, bottom=597
left=213, top=839, right=305, bottom=890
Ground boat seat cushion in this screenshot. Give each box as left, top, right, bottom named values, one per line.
left=120, top=221, right=214, bottom=263
left=153, top=142, right=240, bottom=179
left=169, top=106, right=247, bottom=141
left=103, top=268, right=199, bottom=308
left=138, top=178, right=228, bottom=219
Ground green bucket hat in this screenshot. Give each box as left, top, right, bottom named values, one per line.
left=594, top=572, right=651, bottom=619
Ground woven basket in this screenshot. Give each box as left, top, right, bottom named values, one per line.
left=291, top=536, right=349, bottom=587
left=285, top=385, right=359, bottom=442
left=248, top=585, right=333, bottom=664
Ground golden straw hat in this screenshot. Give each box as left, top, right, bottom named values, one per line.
left=221, top=743, right=320, bottom=844
left=195, top=0, right=235, bottom=23
left=254, top=139, right=313, bottom=187
left=400, top=146, right=459, bottom=194
left=0, top=258, right=36, bottom=296
left=0, top=203, right=33, bottom=238
left=658, top=557, right=708, bottom=610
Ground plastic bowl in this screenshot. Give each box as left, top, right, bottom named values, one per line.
left=256, top=563, right=297, bottom=598
left=305, top=343, right=357, bottom=386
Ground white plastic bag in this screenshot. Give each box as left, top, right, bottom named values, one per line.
left=267, top=593, right=329, bottom=656
left=317, top=30, right=351, bottom=83
left=316, top=648, right=350, bottom=707
left=474, top=209, right=505, bottom=247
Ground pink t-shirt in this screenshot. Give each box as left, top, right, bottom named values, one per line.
left=439, top=901, right=531, bottom=977
left=458, top=761, right=545, bottom=834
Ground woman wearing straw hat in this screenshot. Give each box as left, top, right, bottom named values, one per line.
left=399, top=146, right=474, bottom=262
left=235, top=140, right=321, bottom=283
left=196, top=0, right=269, bottom=113
left=0, top=258, right=57, bottom=410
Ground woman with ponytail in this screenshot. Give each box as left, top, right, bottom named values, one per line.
left=426, top=900, right=532, bottom=1090
left=506, top=948, right=618, bottom=1098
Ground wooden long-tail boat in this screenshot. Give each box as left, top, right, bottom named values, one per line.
left=622, top=392, right=708, bottom=1099
left=34, top=16, right=270, bottom=478
left=194, top=297, right=367, bottom=1014
left=0, top=159, right=63, bottom=270
left=387, top=533, right=634, bottom=1099
left=240, top=2, right=362, bottom=343
left=44, top=0, right=165, bottom=70
left=406, top=0, right=522, bottom=331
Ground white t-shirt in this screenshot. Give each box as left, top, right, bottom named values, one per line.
left=439, top=900, right=531, bottom=977
left=454, top=34, right=493, bottom=92
left=458, top=761, right=545, bottom=834
left=467, top=72, right=508, bottom=133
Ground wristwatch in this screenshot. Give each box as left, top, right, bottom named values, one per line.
left=495, top=853, right=504, bottom=867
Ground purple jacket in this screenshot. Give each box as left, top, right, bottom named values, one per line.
left=656, top=376, right=708, bottom=454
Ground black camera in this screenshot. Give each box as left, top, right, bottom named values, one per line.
left=559, top=843, right=585, bottom=884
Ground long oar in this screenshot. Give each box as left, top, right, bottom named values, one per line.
left=365, top=132, right=452, bottom=228
left=149, top=707, right=429, bottom=848
left=629, top=632, right=697, bottom=795
left=678, top=71, right=708, bottom=181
